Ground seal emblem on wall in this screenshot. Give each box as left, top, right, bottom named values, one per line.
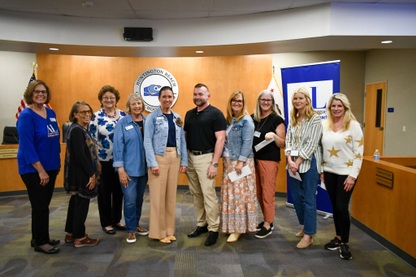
left=134, top=68, right=179, bottom=112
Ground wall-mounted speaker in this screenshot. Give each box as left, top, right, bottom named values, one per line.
left=123, top=27, right=153, bottom=41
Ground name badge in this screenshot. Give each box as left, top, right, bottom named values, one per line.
left=291, top=150, right=299, bottom=157
left=50, top=118, right=57, bottom=122
left=125, top=125, right=133, bottom=130
left=254, top=131, right=261, bottom=138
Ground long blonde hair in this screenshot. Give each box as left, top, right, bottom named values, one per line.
left=325, top=93, right=356, bottom=131
left=226, top=91, right=248, bottom=124
left=253, top=90, right=280, bottom=122
left=289, top=87, right=317, bottom=126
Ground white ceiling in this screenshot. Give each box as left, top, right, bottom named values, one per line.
left=1, top=0, right=416, bottom=57
left=1, top=0, right=416, bottom=20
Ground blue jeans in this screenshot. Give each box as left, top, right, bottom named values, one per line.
left=289, top=155, right=318, bottom=235
left=120, top=175, right=147, bottom=233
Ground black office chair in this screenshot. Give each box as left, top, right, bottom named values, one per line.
left=2, top=126, right=19, bottom=144
left=62, top=122, right=72, bottom=143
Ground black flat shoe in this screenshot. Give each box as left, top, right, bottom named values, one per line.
left=113, top=224, right=126, bottom=231
left=31, top=239, right=61, bottom=247
left=103, top=227, right=116, bottom=235
left=49, top=239, right=60, bottom=245
left=34, top=245, right=60, bottom=254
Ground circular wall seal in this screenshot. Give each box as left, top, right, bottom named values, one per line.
left=134, top=68, right=179, bottom=112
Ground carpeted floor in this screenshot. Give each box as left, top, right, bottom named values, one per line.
left=0, top=187, right=415, bottom=277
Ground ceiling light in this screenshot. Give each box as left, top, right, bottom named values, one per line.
left=381, top=40, right=393, bottom=44
left=195, top=50, right=204, bottom=54
left=49, top=47, right=59, bottom=51
left=82, top=1, right=94, bottom=8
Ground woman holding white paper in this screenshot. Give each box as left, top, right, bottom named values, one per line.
left=252, top=90, right=285, bottom=239
left=220, top=91, right=258, bottom=243
left=285, top=87, right=322, bottom=249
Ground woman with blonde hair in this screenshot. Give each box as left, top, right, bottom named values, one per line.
left=285, top=87, right=322, bottom=249
left=113, top=94, right=149, bottom=244
left=220, top=91, right=258, bottom=243
left=321, top=93, right=363, bottom=260
left=251, top=90, right=285, bottom=239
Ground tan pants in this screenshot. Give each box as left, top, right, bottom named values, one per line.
left=148, top=148, right=180, bottom=240
left=255, top=159, right=279, bottom=223
left=186, top=152, right=219, bottom=232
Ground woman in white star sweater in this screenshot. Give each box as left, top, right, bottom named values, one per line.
left=321, top=93, right=363, bottom=260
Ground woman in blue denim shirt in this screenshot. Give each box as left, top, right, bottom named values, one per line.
left=220, top=91, right=258, bottom=243
left=113, top=94, right=149, bottom=244
left=144, top=86, right=187, bottom=244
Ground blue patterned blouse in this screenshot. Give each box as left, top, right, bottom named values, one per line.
left=90, top=108, right=126, bottom=161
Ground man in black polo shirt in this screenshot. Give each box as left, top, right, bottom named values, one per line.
left=184, top=83, right=226, bottom=246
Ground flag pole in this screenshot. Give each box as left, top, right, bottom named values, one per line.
left=32, top=62, right=38, bottom=78
left=271, top=65, right=283, bottom=97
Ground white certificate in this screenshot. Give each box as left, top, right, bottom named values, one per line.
left=288, top=169, right=302, bottom=181
left=228, top=165, right=252, bottom=182
left=254, top=139, right=274, bottom=152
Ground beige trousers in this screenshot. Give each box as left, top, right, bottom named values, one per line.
left=148, top=148, right=180, bottom=240
left=186, top=152, right=220, bottom=232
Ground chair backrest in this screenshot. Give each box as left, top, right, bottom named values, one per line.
left=62, top=122, right=72, bottom=143
left=2, top=126, right=19, bottom=144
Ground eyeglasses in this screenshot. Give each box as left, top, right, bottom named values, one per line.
left=34, top=90, right=47, bottom=94
left=260, top=98, right=272, bottom=102
left=103, top=97, right=116, bottom=101
left=231, top=100, right=243, bottom=104
left=78, top=110, right=92, bottom=115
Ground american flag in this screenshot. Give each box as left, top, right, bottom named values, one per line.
left=15, top=69, right=51, bottom=119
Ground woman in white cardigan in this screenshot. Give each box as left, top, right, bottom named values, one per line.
left=321, top=93, right=363, bottom=260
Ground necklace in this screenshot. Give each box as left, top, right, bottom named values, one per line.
left=256, top=114, right=269, bottom=132
left=105, top=110, right=117, bottom=119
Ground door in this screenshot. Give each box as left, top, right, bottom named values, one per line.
left=363, top=82, right=386, bottom=156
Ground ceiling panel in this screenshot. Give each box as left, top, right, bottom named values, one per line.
left=0, top=0, right=415, bottom=20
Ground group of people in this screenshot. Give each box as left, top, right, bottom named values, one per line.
left=17, top=80, right=363, bottom=261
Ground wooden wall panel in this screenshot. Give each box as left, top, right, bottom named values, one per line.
left=28, top=54, right=288, bottom=192
left=37, top=55, right=273, bottom=126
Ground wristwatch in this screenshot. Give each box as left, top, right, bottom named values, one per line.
left=212, top=162, right=219, bottom=168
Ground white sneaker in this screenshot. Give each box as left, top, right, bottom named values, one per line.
left=126, top=232, right=136, bottom=243
left=136, top=226, right=149, bottom=236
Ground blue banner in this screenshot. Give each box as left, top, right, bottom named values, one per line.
left=281, top=60, right=340, bottom=215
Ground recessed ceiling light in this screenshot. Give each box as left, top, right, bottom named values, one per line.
left=195, top=50, right=204, bottom=54
left=49, top=47, right=59, bottom=51
left=82, top=1, right=94, bottom=8
left=381, top=40, right=393, bottom=44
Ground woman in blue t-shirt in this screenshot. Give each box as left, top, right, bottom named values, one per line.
left=17, top=80, right=61, bottom=254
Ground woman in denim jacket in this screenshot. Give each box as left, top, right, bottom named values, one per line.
left=220, top=90, right=258, bottom=243
left=113, top=94, right=149, bottom=244
left=144, top=86, right=187, bottom=244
